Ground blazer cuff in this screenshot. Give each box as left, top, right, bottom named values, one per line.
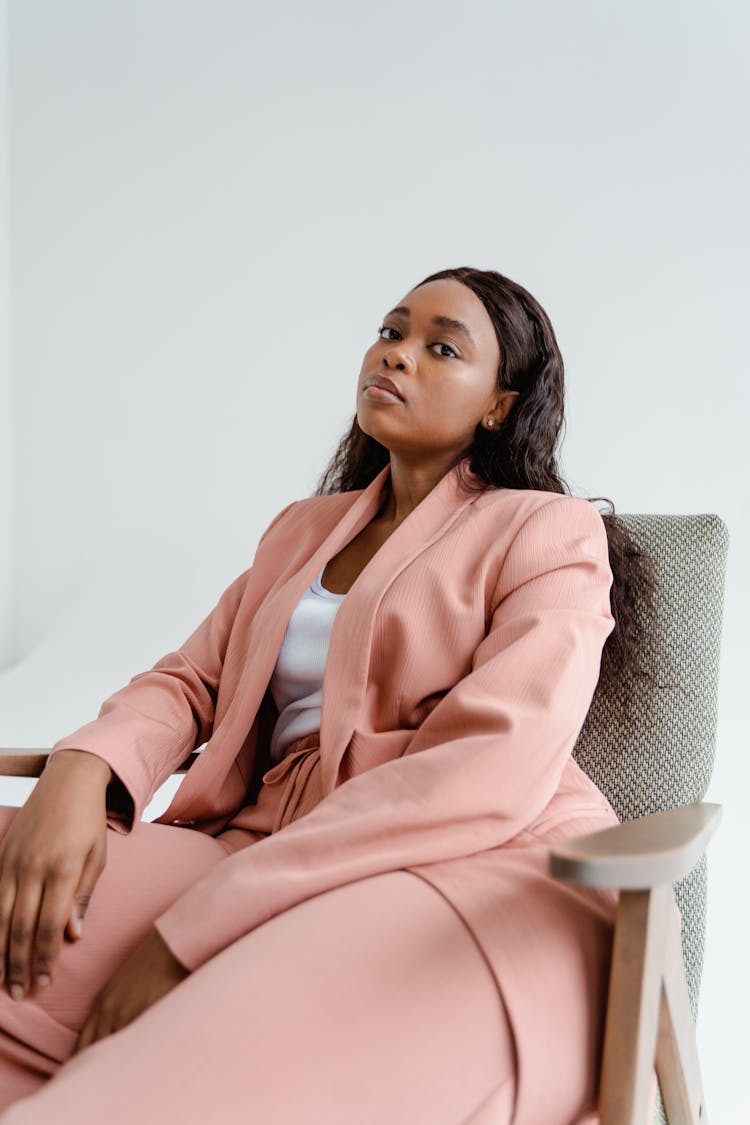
left=153, top=911, right=204, bottom=973
left=45, top=743, right=140, bottom=833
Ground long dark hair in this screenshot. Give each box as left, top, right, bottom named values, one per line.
left=315, top=266, right=664, bottom=717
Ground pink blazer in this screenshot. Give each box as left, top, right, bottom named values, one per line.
left=47, top=455, right=620, bottom=1122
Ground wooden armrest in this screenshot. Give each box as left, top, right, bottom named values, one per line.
left=0, top=750, right=57, bottom=778
left=0, top=749, right=200, bottom=778
left=549, top=802, right=722, bottom=889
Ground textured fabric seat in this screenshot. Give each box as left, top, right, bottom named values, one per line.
left=572, top=512, right=729, bottom=1123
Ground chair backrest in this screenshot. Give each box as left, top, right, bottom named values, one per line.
left=573, top=512, right=729, bottom=1027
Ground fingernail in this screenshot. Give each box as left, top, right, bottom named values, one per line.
left=37, top=974, right=51, bottom=988
left=10, top=984, right=24, bottom=1001
left=71, top=916, right=83, bottom=938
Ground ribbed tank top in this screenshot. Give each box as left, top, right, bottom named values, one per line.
left=267, top=565, right=346, bottom=764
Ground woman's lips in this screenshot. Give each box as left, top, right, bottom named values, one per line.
left=363, top=385, right=404, bottom=404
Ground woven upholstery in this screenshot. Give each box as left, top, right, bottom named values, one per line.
left=573, top=513, right=729, bottom=1122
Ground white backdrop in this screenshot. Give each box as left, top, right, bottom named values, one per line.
left=0, top=0, right=747, bottom=1118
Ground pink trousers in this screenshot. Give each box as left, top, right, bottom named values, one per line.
left=0, top=734, right=517, bottom=1124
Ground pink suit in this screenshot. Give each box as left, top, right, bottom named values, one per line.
left=0, top=456, right=619, bottom=1123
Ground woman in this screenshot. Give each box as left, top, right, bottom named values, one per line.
left=0, top=267, right=653, bottom=1123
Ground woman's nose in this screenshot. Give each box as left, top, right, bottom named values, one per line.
left=383, top=343, right=416, bottom=372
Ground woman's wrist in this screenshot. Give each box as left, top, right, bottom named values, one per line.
left=46, top=749, right=113, bottom=787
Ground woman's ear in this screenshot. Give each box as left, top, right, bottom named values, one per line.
left=496, top=390, right=520, bottom=423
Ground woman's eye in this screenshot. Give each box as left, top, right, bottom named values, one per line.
left=376, top=325, right=457, bottom=358
left=433, top=342, right=457, bottom=358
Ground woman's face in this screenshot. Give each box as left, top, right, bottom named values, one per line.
left=356, top=278, right=516, bottom=461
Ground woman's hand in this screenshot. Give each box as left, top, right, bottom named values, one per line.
left=73, top=927, right=189, bottom=1055
left=0, top=749, right=110, bottom=999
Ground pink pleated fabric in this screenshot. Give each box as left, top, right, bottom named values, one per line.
left=222, top=730, right=326, bottom=839
left=0, top=732, right=518, bottom=1123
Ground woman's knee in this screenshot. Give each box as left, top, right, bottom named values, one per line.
left=166, top=870, right=515, bottom=1120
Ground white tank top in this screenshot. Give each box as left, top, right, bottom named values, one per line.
left=268, top=565, right=346, bottom=764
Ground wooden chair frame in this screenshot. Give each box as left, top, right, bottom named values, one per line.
left=551, top=801, right=720, bottom=1124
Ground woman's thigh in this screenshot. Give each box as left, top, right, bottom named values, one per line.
left=1, top=870, right=517, bottom=1125
left=0, top=804, right=233, bottom=1089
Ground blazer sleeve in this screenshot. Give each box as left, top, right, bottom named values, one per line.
left=153, top=495, right=617, bottom=972
left=43, top=501, right=299, bottom=834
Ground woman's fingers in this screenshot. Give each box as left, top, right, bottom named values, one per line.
left=75, top=1001, right=112, bottom=1056
left=73, top=1011, right=97, bottom=1055
left=65, top=839, right=106, bottom=942
left=1, top=850, right=99, bottom=997
left=6, top=872, right=44, bottom=999
left=6, top=843, right=106, bottom=994
left=0, top=874, right=17, bottom=988
left=31, top=865, right=81, bottom=991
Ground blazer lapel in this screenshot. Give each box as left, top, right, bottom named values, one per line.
left=318, top=457, right=482, bottom=792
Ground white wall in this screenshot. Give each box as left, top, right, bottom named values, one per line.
left=0, top=0, right=11, bottom=667
left=1, top=0, right=747, bottom=1118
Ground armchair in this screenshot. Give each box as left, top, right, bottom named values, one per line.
left=0, top=512, right=730, bottom=1125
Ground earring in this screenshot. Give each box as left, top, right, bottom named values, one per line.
left=486, top=419, right=494, bottom=429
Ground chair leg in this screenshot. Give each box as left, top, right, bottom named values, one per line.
left=655, top=908, right=707, bottom=1124
left=599, top=884, right=671, bottom=1125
